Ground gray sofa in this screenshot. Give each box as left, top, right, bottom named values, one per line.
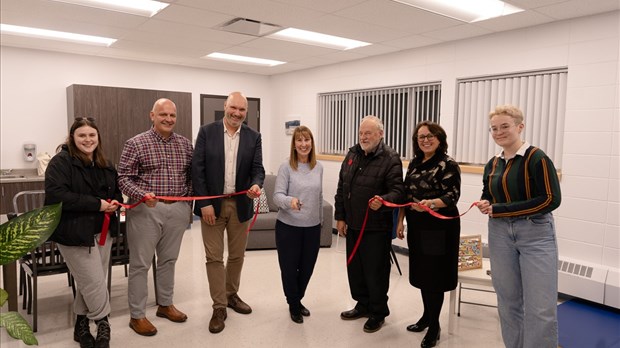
left=246, top=174, right=333, bottom=250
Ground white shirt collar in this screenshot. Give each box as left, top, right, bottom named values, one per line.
left=497, top=141, right=530, bottom=159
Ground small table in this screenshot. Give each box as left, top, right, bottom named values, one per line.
left=448, top=259, right=494, bottom=333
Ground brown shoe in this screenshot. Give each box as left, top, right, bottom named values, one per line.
left=156, top=305, right=188, bottom=323
left=209, top=308, right=227, bottom=334
left=129, top=318, right=157, bottom=336
left=227, top=294, right=252, bottom=314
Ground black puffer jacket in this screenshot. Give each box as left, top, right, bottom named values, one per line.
left=45, top=146, right=122, bottom=246
left=334, top=141, right=404, bottom=231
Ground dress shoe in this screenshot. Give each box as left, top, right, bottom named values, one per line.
left=156, top=305, right=188, bottom=323
left=421, top=327, right=441, bottom=348
left=209, top=308, right=227, bottom=334
left=290, top=311, right=304, bottom=324
left=227, top=294, right=252, bottom=314
left=340, top=308, right=368, bottom=321
left=363, top=316, right=385, bottom=333
left=406, top=321, right=429, bottom=332
left=300, top=304, right=310, bottom=317
left=129, top=318, right=157, bottom=336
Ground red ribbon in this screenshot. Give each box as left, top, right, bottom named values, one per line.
left=99, top=190, right=260, bottom=241
left=98, top=199, right=112, bottom=246
left=346, top=198, right=479, bottom=265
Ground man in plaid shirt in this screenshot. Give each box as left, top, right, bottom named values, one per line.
left=118, top=98, right=193, bottom=337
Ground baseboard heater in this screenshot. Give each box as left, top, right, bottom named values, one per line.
left=558, top=256, right=620, bottom=309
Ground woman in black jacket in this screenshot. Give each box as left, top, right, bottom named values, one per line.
left=396, top=121, right=461, bottom=348
left=45, top=117, right=122, bottom=348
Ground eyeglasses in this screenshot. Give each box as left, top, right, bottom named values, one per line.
left=489, top=123, right=516, bottom=134
left=417, top=134, right=435, bottom=141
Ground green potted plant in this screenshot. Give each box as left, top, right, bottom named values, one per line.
left=0, top=203, right=61, bottom=345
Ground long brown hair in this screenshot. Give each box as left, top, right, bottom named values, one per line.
left=289, top=125, right=317, bottom=170
left=58, top=117, right=109, bottom=168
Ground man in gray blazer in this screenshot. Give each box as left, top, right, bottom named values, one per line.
left=192, top=91, right=265, bottom=334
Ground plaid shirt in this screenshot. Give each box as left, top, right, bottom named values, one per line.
left=118, top=128, right=193, bottom=202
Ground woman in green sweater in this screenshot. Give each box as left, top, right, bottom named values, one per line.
left=477, top=105, right=561, bottom=348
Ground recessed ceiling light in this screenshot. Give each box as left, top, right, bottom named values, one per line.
left=1, top=24, right=116, bottom=46
left=48, top=0, right=169, bottom=17
left=391, top=0, right=523, bottom=23
left=203, top=53, right=286, bottom=67
left=268, top=28, right=370, bottom=50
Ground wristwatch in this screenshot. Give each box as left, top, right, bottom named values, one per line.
left=430, top=201, right=436, bottom=210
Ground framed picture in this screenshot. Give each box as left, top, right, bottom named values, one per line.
left=285, top=120, right=300, bottom=135
left=458, top=234, right=482, bottom=271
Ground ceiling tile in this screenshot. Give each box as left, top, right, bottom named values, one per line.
left=422, top=24, right=493, bottom=42
left=534, top=0, right=620, bottom=20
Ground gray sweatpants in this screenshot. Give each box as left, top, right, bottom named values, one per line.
left=58, top=233, right=112, bottom=320
left=126, top=202, right=190, bottom=319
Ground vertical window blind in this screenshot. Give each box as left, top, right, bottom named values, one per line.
left=318, top=83, right=441, bottom=158
left=454, top=69, right=567, bottom=167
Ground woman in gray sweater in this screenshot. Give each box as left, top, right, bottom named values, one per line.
left=273, top=126, right=323, bottom=324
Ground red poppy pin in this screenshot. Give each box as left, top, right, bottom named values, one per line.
left=348, top=159, right=353, bottom=165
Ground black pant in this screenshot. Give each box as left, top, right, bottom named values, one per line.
left=275, top=220, right=320, bottom=310
left=346, top=228, right=392, bottom=319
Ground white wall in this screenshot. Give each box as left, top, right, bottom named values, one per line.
left=1, top=11, right=618, bottom=269
left=0, top=47, right=273, bottom=170
left=270, top=11, right=620, bottom=269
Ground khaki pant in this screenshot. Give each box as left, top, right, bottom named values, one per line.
left=201, top=198, right=250, bottom=309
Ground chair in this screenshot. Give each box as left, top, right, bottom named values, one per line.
left=12, top=190, right=75, bottom=332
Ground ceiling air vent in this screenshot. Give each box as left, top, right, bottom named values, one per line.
left=217, top=18, right=282, bottom=37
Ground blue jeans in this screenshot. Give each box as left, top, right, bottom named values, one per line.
left=488, top=213, right=558, bottom=348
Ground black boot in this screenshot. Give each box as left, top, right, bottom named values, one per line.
left=94, top=317, right=111, bottom=348
left=73, top=315, right=95, bottom=348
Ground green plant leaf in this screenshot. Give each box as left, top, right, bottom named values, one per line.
left=0, top=288, right=7, bottom=307
left=0, top=311, right=38, bottom=345
left=0, top=203, right=62, bottom=266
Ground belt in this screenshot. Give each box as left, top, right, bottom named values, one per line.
left=158, top=199, right=177, bottom=204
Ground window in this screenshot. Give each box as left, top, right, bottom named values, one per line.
left=454, top=69, right=567, bottom=167
left=318, top=83, right=441, bottom=158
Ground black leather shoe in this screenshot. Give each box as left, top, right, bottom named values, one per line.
left=421, top=327, right=441, bottom=348
left=363, top=317, right=385, bottom=333
left=340, top=308, right=367, bottom=321
left=300, top=304, right=310, bottom=317
left=406, top=322, right=429, bottom=332
left=290, top=312, right=303, bottom=324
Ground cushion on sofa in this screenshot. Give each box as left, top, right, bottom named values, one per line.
left=262, top=174, right=278, bottom=212
left=252, top=188, right=270, bottom=214
left=250, top=211, right=278, bottom=230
